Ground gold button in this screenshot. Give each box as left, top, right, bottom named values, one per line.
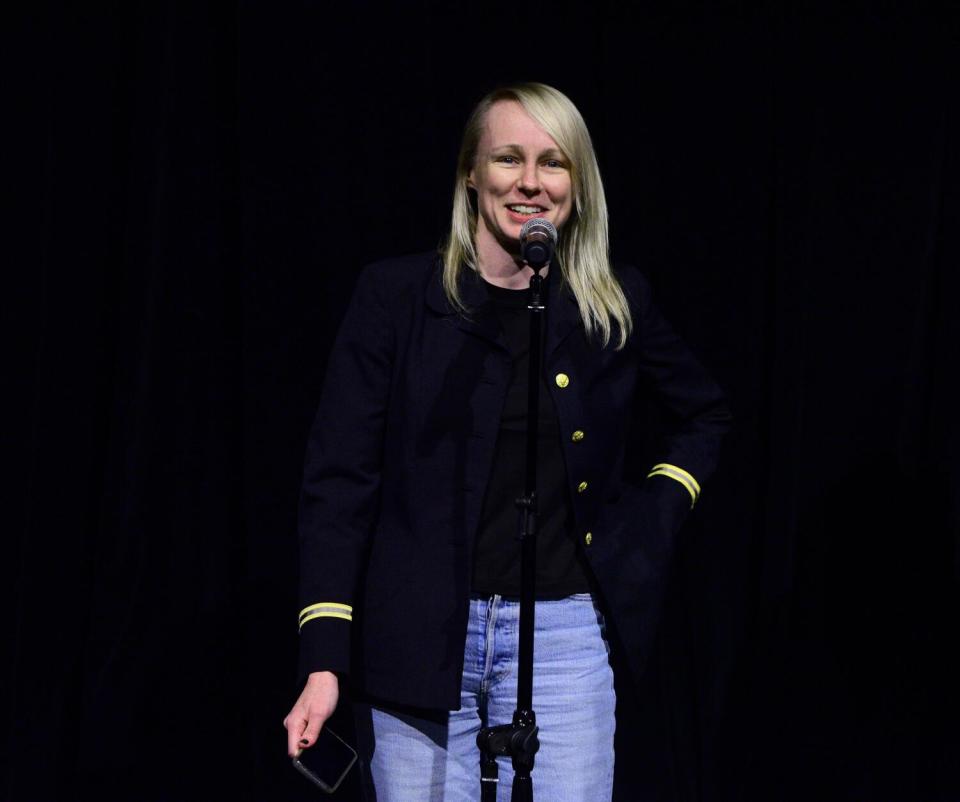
left=584, top=532, right=593, bottom=546
left=577, top=481, right=588, bottom=493
left=555, top=373, right=570, bottom=388
left=571, top=430, right=584, bottom=442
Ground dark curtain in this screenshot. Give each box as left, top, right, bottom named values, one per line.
left=7, top=3, right=958, bottom=800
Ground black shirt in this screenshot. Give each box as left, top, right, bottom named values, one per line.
left=470, top=274, right=593, bottom=599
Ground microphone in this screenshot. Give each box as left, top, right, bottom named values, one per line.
left=519, top=218, right=557, bottom=269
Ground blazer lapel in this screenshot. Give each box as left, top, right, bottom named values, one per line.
left=543, top=269, right=583, bottom=363
left=425, top=260, right=506, bottom=352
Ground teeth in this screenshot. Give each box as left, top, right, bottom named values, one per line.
left=508, top=205, right=545, bottom=214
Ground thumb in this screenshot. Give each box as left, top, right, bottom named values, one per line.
left=300, top=709, right=327, bottom=749
left=286, top=712, right=309, bottom=758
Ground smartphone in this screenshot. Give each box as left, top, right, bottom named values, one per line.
left=292, top=726, right=358, bottom=794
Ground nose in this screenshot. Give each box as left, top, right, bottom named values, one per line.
left=517, top=162, right=541, bottom=194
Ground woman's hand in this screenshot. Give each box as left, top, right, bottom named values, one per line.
left=283, top=670, right=340, bottom=757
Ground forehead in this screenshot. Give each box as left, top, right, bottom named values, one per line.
left=479, top=100, right=562, bottom=152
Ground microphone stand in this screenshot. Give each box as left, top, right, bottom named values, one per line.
left=476, top=262, right=547, bottom=802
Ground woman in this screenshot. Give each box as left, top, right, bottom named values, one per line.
left=284, top=82, right=731, bottom=801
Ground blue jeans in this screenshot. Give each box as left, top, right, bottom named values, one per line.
left=354, top=593, right=616, bottom=801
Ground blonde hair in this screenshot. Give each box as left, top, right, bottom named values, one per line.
left=440, top=82, right=632, bottom=350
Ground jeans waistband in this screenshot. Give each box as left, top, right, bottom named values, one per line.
left=469, top=592, right=594, bottom=603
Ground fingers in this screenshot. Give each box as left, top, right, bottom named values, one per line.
left=283, top=681, right=338, bottom=757
left=285, top=705, right=328, bottom=756
left=285, top=711, right=309, bottom=758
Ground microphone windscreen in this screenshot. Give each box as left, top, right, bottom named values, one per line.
left=520, top=218, right=558, bottom=245
left=520, top=218, right=557, bottom=268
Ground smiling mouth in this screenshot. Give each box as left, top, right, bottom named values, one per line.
left=506, top=204, right=547, bottom=215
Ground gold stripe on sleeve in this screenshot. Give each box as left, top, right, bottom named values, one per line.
left=647, top=464, right=699, bottom=508
left=650, top=464, right=701, bottom=497
left=298, top=602, right=353, bottom=630
left=299, top=610, right=353, bottom=629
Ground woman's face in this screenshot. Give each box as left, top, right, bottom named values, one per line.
left=468, top=100, right=574, bottom=256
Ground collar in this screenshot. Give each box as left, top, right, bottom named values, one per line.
left=425, top=257, right=583, bottom=361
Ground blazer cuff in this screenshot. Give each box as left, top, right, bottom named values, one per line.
left=297, top=613, right=351, bottom=688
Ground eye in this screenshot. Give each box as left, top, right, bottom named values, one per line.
left=544, top=158, right=567, bottom=169
left=496, top=155, right=519, bottom=165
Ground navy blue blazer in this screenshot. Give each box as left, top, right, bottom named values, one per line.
left=296, top=251, right=731, bottom=709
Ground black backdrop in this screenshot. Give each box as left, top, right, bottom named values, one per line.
left=7, top=3, right=959, bottom=800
